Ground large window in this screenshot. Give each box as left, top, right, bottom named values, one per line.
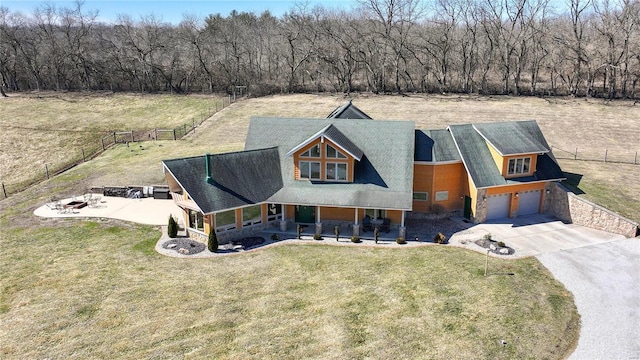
left=267, top=203, right=282, bottom=221
left=188, top=209, right=204, bottom=232
left=326, top=144, right=347, bottom=159
left=507, top=157, right=531, bottom=175
left=216, top=209, right=236, bottom=232
left=242, top=205, right=262, bottom=227
left=299, top=161, right=321, bottom=180
left=326, top=162, right=347, bottom=181
left=365, top=209, right=386, bottom=220
left=435, top=191, right=449, bottom=201
left=413, top=192, right=428, bottom=201
left=301, top=144, right=321, bottom=158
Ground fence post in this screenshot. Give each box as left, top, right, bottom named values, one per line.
left=82, top=148, right=85, bottom=162
left=173, top=128, right=176, bottom=140
left=130, top=131, right=134, bottom=142
left=184, top=124, right=187, bottom=136
left=574, top=147, right=577, bottom=160
left=113, top=132, right=116, bottom=144
left=45, top=164, right=49, bottom=179
left=604, top=149, right=608, bottom=163
left=193, top=119, right=195, bottom=133
left=154, top=128, right=157, bottom=140
left=101, top=137, right=105, bottom=150
left=2, top=182, right=6, bottom=198
left=635, top=151, right=638, bottom=165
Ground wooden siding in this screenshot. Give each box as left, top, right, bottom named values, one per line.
left=293, top=138, right=355, bottom=182
left=487, top=144, right=504, bottom=173
left=413, top=162, right=465, bottom=213
left=321, top=206, right=356, bottom=222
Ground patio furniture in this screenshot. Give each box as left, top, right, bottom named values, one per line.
left=362, top=216, right=374, bottom=232
left=380, top=218, right=391, bottom=233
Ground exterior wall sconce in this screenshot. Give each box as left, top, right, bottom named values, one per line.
left=482, top=196, right=487, bottom=202
left=515, top=192, right=519, bottom=197
left=546, top=189, right=550, bottom=194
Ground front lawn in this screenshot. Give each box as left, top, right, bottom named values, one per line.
left=0, top=218, right=578, bottom=359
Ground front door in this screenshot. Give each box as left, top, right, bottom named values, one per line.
left=463, top=196, right=472, bottom=219
left=295, top=205, right=315, bottom=223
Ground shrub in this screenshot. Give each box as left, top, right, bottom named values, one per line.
left=374, top=227, right=379, bottom=244
left=497, top=241, right=506, bottom=248
left=207, top=230, right=218, bottom=252
left=396, top=237, right=406, bottom=244
left=434, top=232, right=447, bottom=244
left=313, top=233, right=323, bottom=240
left=483, top=233, right=492, bottom=241
left=167, top=215, right=178, bottom=238
left=270, top=233, right=280, bottom=241
left=297, top=224, right=302, bottom=239
left=351, top=235, right=361, bottom=243
left=334, top=225, right=340, bottom=241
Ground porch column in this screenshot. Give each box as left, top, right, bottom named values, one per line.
left=399, top=210, right=406, bottom=239
left=279, top=203, right=287, bottom=231
left=315, top=206, right=322, bottom=234
left=352, top=208, right=360, bottom=236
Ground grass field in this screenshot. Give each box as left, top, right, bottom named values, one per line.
left=1, top=92, right=638, bottom=359
left=0, top=92, right=223, bottom=193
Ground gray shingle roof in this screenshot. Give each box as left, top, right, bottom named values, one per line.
left=474, top=121, right=549, bottom=155
left=327, top=101, right=373, bottom=119
left=162, top=148, right=282, bottom=214
left=450, top=121, right=565, bottom=188
left=415, top=129, right=461, bottom=162
left=246, top=117, right=415, bottom=210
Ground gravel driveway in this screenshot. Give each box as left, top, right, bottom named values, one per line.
left=536, top=238, right=640, bottom=360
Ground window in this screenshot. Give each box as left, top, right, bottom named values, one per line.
left=242, top=205, right=262, bottom=227
left=216, top=209, right=236, bottom=232
left=326, top=144, right=347, bottom=159
left=508, top=157, right=532, bottom=175
left=365, top=209, right=386, bottom=220
left=413, top=192, right=428, bottom=201
left=188, top=209, right=204, bottom=232
left=435, top=191, right=449, bottom=201
left=301, top=144, right=321, bottom=158
left=326, top=162, right=347, bottom=181
left=299, top=161, right=321, bottom=180
left=267, top=203, right=282, bottom=221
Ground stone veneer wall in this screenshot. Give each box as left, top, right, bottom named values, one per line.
left=544, top=182, right=639, bottom=238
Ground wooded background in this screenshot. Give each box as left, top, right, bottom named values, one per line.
left=1, top=0, right=638, bottom=98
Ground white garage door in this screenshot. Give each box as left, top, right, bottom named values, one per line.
left=518, top=190, right=541, bottom=216
left=487, top=193, right=510, bottom=220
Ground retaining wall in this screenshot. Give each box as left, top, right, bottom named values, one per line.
left=544, top=182, right=639, bottom=238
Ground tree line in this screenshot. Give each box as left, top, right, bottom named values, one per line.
left=1, top=0, right=638, bottom=98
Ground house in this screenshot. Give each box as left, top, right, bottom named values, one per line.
left=162, top=102, right=565, bottom=241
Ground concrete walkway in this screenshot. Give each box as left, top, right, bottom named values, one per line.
left=34, top=196, right=183, bottom=226
left=537, top=238, right=640, bottom=360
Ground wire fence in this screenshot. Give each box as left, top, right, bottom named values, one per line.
left=551, top=145, right=639, bottom=165
left=2, top=96, right=235, bottom=199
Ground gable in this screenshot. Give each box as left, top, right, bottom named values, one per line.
left=285, top=124, right=364, bottom=161
left=327, top=101, right=373, bottom=119
left=246, top=117, right=415, bottom=210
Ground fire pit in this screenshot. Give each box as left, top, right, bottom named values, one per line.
left=64, top=201, right=88, bottom=209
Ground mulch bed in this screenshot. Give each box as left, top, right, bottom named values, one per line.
left=162, top=238, right=206, bottom=255
left=474, top=239, right=516, bottom=255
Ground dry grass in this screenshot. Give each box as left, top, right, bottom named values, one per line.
left=0, top=217, right=578, bottom=360
left=0, top=92, right=222, bottom=191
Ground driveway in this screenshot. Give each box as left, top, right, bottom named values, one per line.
left=537, top=238, right=640, bottom=360
left=450, top=214, right=627, bottom=258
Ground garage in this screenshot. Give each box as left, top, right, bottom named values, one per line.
left=486, top=193, right=510, bottom=220
left=518, top=190, right=541, bottom=216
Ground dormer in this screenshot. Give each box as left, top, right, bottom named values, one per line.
left=473, top=121, right=549, bottom=179
left=286, top=124, right=363, bottom=182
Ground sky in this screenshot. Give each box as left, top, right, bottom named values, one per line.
left=1, top=0, right=360, bottom=23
